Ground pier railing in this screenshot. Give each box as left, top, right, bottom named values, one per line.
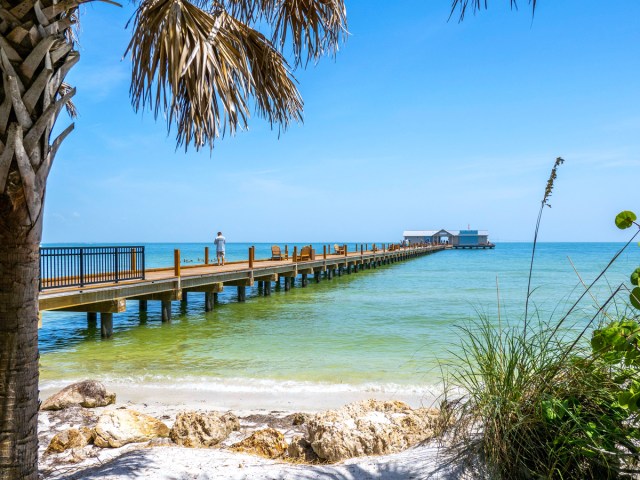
left=39, top=246, right=145, bottom=291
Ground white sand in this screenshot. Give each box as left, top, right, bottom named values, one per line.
left=45, top=443, right=459, bottom=480
left=38, top=383, right=459, bottom=480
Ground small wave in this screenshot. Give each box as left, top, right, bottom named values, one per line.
left=41, top=375, right=447, bottom=397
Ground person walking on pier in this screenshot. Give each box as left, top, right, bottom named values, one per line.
left=214, top=232, right=226, bottom=266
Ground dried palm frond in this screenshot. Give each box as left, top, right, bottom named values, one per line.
left=58, top=83, right=79, bottom=118
left=223, top=0, right=348, bottom=66
left=450, top=0, right=537, bottom=21
left=126, top=0, right=303, bottom=150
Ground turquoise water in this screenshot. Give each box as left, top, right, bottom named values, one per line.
left=39, top=242, right=640, bottom=394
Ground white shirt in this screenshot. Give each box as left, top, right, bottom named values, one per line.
left=214, top=236, right=226, bottom=252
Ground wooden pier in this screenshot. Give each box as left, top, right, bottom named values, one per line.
left=39, top=244, right=444, bottom=338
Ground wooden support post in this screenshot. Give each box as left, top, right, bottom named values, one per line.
left=323, top=245, right=327, bottom=259
left=264, top=281, right=271, bottom=296
left=174, top=249, right=181, bottom=277
left=293, top=246, right=298, bottom=262
left=344, top=245, right=348, bottom=258
left=131, top=248, right=137, bottom=271
left=182, top=291, right=188, bottom=303
left=161, top=300, right=172, bottom=322
left=338, top=266, right=342, bottom=276
left=87, top=312, right=97, bottom=324
left=100, top=313, right=113, bottom=338
left=301, top=273, right=308, bottom=287
left=249, top=247, right=254, bottom=269
left=205, top=292, right=214, bottom=312
left=237, top=286, right=246, bottom=302
left=276, top=277, right=282, bottom=289
left=314, top=271, right=321, bottom=283
left=284, top=276, right=291, bottom=291
left=360, top=244, right=363, bottom=255
left=285, top=245, right=289, bottom=260
left=139, top=300, right=147, bottom=312
left=258, top=281, right=263, bottom=294
left=205, top=247, right=210, bottom=265
left=327, top=269, right=333, bottom=280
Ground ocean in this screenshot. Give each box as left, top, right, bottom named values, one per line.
left=38, top=242, right=640, bottom=403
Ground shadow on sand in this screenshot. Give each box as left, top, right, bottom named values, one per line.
left=45, top=445, right=466, bottom=480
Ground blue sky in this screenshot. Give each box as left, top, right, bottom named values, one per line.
left=43, top=1, right=640, bottom=243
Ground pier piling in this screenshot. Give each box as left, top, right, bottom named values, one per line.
left=100, top=313, right=113, bottom=338
left=205, top=292, right=214, bottom=311
left=161, top=300, right=172, bottom=322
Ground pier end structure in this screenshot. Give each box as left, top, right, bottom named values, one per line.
left=403, top=229, right=495, bottom=249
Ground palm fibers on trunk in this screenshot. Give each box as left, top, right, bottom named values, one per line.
left=0, top=0, right=78, bottom=476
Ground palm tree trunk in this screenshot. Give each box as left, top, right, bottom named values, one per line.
left=0, top=203, right=42, bottom=480
left=0, top=0, right=78, bottom=476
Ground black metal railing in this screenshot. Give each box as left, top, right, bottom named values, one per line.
left=39, top=246, right=145, bottom=290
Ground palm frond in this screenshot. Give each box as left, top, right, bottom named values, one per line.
left=223, top=0, right=347, bottom=66
left=450, top=0, right=537, bottom=21
left=126, top=0, right=303, bottom=150
left=58, top=83, right=78, bottom=118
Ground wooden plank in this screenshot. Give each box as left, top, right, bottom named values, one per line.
left=53, top=298, right=126, bottom=313
left=224, top=278, right=254, bottom=287
left=133, top=290, right=182, bottom=302
left=254, top=273, right=278, bottom=282
left=185, top=282, right=224, bottom=293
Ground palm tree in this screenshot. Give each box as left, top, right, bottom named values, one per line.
left=0, top=0, right=346, bottom=477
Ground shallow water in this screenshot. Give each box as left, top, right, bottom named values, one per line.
left=39, top=242, right=640, bottom=395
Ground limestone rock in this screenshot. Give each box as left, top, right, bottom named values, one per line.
left=306, top=399, right=438, bottom=462
left=230, top=428, right=288, bottom=459
left=287, top=435, right=319, bottom=463
left=170, top=411, right=239, bottom=447
left=289, top=412, right=310, bottom=426
left=94, top=409, right=169, bottom=448
left=41, top=380, right=116, bottom=411
left=45, top=427, right=95, bottom=455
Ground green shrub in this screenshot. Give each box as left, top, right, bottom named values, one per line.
left=443, top=315, right=640, bottom=479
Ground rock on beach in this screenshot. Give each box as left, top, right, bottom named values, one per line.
left=45, top=427, right=95, bottom=454
left=170, top=411, right=240, bottom=447
left=41, top=380, right=116, bottom=411
left=94, top=409, right=169, bottom=448
left=230, top=428, right=288, bottom=459
left=306, top=399, right=439, bottom=462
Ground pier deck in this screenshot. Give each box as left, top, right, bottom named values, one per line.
left=39, top=245, right=444, bottom=336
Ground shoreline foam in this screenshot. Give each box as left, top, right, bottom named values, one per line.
left=40, top=378, right=444, bottom=413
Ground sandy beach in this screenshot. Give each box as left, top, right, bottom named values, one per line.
left=38, top=383, right=456, bottom=480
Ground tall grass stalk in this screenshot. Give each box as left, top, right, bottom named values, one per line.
left=524, top=157, right=564, bottom=336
